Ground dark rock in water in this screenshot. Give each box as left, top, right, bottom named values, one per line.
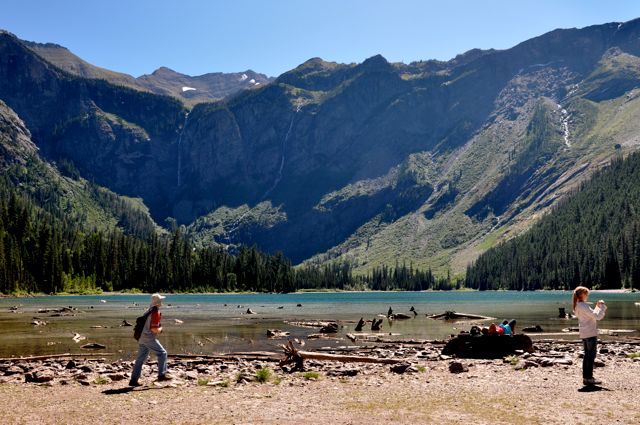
left=319, top=323, right=339, bottom=334
left=297, top=304, right=302, bottom=307
left=354, top=318, right=365, bottom=332
left=25, top=369, right=54, bottom=383
left=389, top=313, right=412, bottom=320
left=442, top=334, right=534, bottom=359
left=267, top=329, right=290, bottom=338
left=65, top=360, right=76, bottom=370
left=449, top=361, right=469, bottom=374
left=81, top=343, right=106, bottom=349
left=246, top=308, right=256, bottom=315
left=121, top=320, right=133, bottom=327
left=390, top=362, right=412, bottom=374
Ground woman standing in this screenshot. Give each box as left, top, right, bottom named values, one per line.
left=572, top=286, right=606, bottom=386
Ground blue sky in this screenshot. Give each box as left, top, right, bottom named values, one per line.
left=2, top=1, right=640, bottom=78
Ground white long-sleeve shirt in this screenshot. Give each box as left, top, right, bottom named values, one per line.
left=574, top=301, right=606, bottom=339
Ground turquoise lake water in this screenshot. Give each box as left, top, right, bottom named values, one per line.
left=1, top=291, right=639, bottom=359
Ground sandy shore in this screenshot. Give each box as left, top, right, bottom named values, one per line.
left=1, top=338, right=640, bottom=425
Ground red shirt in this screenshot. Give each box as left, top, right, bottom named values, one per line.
left=150, top=309, right=161, bottom=330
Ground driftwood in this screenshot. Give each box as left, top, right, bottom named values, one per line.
left=280, top=340, right=401, bottom=371
left=428, top=311, right=493, bottom=321
left=371, top=318, right=383, bottom=331
left=354, top=318, right=365, bottom=331
left=169, top=352, right=282, bottom=362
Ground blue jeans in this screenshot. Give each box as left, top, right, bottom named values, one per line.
left=130, top=337, right=167, bottom=383
left=582, top=336, right=597, bottom=380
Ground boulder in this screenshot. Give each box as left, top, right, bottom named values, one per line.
left=514, top=360, right=539, bottom=370
left=319, top=323, right=339, bottom=334
left=25, top=369, right=54, bottom=383
left=4, top=365, right=24, bottom=376
left=448, top=361, right=469, bottom=373
left=442, top=333, right=534, bottom=359
left=390, top=362, right=412, bottom=374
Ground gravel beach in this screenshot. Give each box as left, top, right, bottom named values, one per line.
left=1, top=338, right=639, bottom=425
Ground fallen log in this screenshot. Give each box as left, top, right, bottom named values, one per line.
left=169, top=352, right=282, bottom=362
left=279, top=340, right=401, bottom=371
left=0, top=353, right=114, bottom=362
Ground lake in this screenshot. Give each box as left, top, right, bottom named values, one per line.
left=1, top=291, right=639, bottom=359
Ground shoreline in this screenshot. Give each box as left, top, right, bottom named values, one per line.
left=1, top=287, right=637, bottom=299
left=1, top=338, right=639, bottom=424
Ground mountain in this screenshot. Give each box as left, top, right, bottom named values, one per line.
left=24, top=39, right=273, bottom=105
left=0, top=98, right=161, bottom=239
left=2, top=19, right=640, bottom=277
left=137, top=67, right=272, bottom=105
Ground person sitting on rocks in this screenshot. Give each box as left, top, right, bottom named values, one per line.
left=499, top=319, right=517, bottom=335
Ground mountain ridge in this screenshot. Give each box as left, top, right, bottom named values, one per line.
left=1, top=19, right=640, bottom=275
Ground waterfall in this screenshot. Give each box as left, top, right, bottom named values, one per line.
left=261, top=105, right=300, bottom=200
left=177, top=112, right=189, bottom=187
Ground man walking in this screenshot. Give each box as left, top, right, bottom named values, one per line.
left=129, top=293, right=173, bottom=386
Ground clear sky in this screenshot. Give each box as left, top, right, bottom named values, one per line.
left=2, top=1, right=640, bottom=78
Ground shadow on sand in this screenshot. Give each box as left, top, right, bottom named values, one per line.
left=578, top=385, right=610, bottom=393
left=102, top=386, right=154, bottom=395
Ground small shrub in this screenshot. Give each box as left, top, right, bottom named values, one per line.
left=218, top=379, right=230, bottom=387
left=302, top=371, right=320, bottom=380
left=255, top=367, right=272, bottom=383
left=626, top=352, right=640, bottom=359
left=505, top=355, right=519, bottom=366
left=197, top=378, right=209, bottom=386
left=416, top=365, right=427, bottom=373
left=94, top=375, right=108, bottom=385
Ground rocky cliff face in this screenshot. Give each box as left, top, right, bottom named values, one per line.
left=1, top=20, right=640, bottom=271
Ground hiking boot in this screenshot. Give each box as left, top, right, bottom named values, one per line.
left=157, top=373, right=175, bottom=382
left=583, top=378, right=602, bottom=386
left=128, top=380, right=142, bottom=387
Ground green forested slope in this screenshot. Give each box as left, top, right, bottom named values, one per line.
left=466, top=153, right=640, bottom=290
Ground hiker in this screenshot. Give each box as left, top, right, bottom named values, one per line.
left=129, top=293, right=173, bottom=386
left=573, top=286, right=606, bottom=386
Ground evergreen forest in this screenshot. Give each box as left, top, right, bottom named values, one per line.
left=466, top=153, right=640, bottom=290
